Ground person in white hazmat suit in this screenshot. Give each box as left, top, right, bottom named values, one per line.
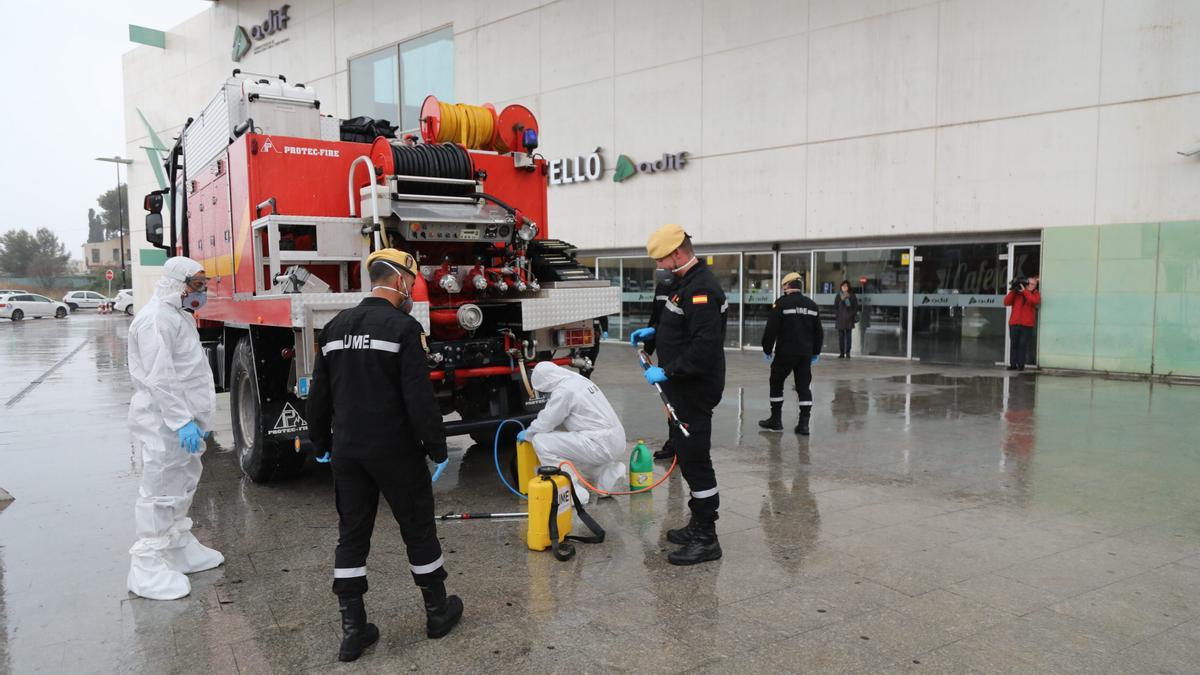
left=517, top=362, right=627, bottom=505
left=126, top=256, right=224, bottom=600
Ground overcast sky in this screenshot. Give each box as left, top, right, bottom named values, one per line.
left=0, top=1, right=209, bottom=257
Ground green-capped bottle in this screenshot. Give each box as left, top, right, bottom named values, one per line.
left=629, top=440, right=653, bottom=491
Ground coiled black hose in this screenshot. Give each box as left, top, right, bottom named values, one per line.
left=390, top=142, right=474, bottom=196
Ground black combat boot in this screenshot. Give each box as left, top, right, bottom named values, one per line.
left=420, top=580, right=463, bottom=639
left=653, top=440, right=676, bottom=460
left=667, top=521, right=722, bottom=566
left=666, top=517, right=699, bottom=545
left=795, top=406, right=812, bottom=436
left=337, top=595, right=380, bottom=662
left=758, top=402, right=784, bottom=432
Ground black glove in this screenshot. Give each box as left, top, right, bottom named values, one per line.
left=424, top=441, right=448, bottom=464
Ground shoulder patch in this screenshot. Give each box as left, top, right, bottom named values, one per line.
left=692, top=294, right=709, bottom=305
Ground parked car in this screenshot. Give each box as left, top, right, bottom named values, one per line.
left=113, top=289, right=134, bottom=315
left=0, top=293, right=70, bottom=320
left=62, top=290, right=111, bottom=311
left=0, top=289, right=28, bottom=296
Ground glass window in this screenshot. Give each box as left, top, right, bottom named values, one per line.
left=743, top=252, right=775, bottom=349
left=597, top=258, right=622, bottom=341
left=912, top=243, right=1008, bottom=365
left=349, top=28, right=454, bottom=130
left=112, top=248, right=120, bottom=261
left=91, top=249, right=100, bottom=263
left=399, top=28, right=454, bottom=130
left=621, top=257, right=658, bottom=342
left=815, top=248, right=910, bottom=357
left=350, top=45, right=401, bottom=124
left=701, top=253, right=741, bottom=348
left=779, top=251, right=813, bottom=295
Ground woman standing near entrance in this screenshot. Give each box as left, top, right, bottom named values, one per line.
left=835, top=281, right=860, bottom=359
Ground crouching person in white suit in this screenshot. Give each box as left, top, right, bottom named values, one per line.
left=517, top=362, right=627, bottom=505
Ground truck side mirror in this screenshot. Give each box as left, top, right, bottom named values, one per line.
left=144, top=191, right=165, bottom=214
left=146, top=213, right=164, bottom=247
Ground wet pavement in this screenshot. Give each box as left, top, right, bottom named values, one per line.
left=2, top=313, right=1199, bottom=674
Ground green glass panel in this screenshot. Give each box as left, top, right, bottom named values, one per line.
left=1043, top=257, right=1097, bottom=294
left=1039, top=292, right=1096, bottom=325
left=1098, top=222, right=1158, bottom=260
left=1153, top=324, right=1200, bottom=377
left=1157, top=221, right=1200, bottom=260
left=1097, top=259, right=1157, bottom=293
left=1093, top=325, right=1153, bottom=373
left=1095, top=293, right=1154, bottom=326
left=1042, top=226, right=1097, bottom=261
left=1038, top=352, right=1093, bottom=370
left=1039, top=323, right=1096, bottom=357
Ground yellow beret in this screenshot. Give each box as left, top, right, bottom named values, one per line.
left=646, top=223, right=687, bottom=259
left=781, top=272, right=803, bottom=287
left=367, top=248, right=419, bottom=277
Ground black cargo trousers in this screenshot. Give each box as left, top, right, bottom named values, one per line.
left=331, top=451, right=446, bottom=597
left=662, top=382, right=720, bottom=524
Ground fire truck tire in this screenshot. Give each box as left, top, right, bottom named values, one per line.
left=230, top=338, right=285, bottom=483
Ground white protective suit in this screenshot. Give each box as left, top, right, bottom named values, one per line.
left=526, top=362, right=627, bottom=505
left=126, top=257, right=223, bottom=600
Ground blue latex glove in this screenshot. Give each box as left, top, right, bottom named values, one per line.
left=431, top=459, right=449, bottom=482
left=315, top=451, right=331, bottom=463
left=602, top=331, right=609, bottom=340
left=764, top=353, right=773, bottom=364
left=629, top=327, right=656, bottom=346
left=178, top=421, right=204, bottom=454
left=516, top=429, right=528, bottom=443
left=811, top=355, right=820, bottom=365
left=644, top=366, right=668, bottom=385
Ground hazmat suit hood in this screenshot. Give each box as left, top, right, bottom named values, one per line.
left=531, top=361, right=573, bottom=394
left=154, top=256, right=203, bottom=302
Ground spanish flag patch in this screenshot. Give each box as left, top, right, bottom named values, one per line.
left=692, top=294, right=709, bottom=305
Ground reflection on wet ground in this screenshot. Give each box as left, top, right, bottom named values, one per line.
left=2, top=315, right=1199, bottom=673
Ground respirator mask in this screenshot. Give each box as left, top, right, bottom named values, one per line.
left=182, top=277, right=207, bottom=313
left=372, top=260, right=414, bottom=313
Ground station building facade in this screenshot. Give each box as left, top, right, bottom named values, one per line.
left=123, top=0, right=1200, bottom=376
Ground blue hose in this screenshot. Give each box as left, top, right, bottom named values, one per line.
left=493, top=419, right=528, bottom=500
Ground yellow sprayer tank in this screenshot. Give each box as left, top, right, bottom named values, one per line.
left=516, top=439, right=539, bottom=496
left=527, top=471, right=573, bottom=551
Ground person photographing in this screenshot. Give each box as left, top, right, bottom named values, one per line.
left=1004, top=276, right=1040, bottom=371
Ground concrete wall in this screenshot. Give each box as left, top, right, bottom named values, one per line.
left=1040, top=220, right=1200, bottom=378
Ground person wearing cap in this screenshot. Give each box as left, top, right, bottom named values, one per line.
left=759, top=272, right=823, bottom=435
left=628, top=224, right=727, bottom=566
left=306, top=248, right=462, bottom=662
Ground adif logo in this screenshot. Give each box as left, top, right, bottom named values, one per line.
left=232, top=26, right=251, bottom=62
left=612, top=152, right=687, bottom=183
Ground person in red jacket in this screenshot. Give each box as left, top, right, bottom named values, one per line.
left=1004, top=276, right=1040, bottom=371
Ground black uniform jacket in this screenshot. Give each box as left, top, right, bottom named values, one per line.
left=654, top=261, right=727, bottom=402
left=762, top=291, right=824, bottom=357
left=307, top=297, right=445, bottom=459
left=642, top=279, right=671, bottom=356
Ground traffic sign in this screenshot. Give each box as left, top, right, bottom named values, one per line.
left=105, top=269, right=114, bottom=281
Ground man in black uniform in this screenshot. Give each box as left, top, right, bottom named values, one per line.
left=759, top=271, right=823, bottom=435
left=630, top=224, right=726, bottom=566
left=307, top=249, right=463, bottom=662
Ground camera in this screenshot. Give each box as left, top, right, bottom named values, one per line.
left=1010, top=277, right=1028, bottom=292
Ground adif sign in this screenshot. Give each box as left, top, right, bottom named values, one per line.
left=548, top=148, right=604, bottom=186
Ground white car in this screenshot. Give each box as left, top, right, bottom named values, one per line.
left=0, top=293, right=70, bottom=321
left=62, top=290, right=111, bottom=311
left=0, top=289, right=27, bottom=296
left=113, top=289, right=134, bottom=315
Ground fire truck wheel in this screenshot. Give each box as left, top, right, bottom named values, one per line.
left=230, top=338, right=283, bottom=483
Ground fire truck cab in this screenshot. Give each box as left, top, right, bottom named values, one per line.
left=143, top=72, right=617, bottom=482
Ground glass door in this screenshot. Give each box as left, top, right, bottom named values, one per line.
left=814, top=247, right=912, bottom=358
left=780, top=250, right=813, bottom=294
left=743, top=251, right=776, bottom=349
left=1006, top=242, right=1041, bottom=366
left=912, top=243, right=1009, bottom=364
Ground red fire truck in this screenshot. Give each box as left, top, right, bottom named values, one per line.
left=142, top=72, right=617, bottom=482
